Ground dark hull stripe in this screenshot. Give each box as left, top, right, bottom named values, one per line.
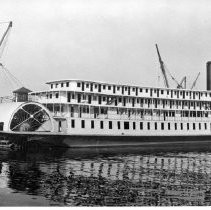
left=26, top=134, right=211, bottom=148
left=2, top=131, right=211, bottom=148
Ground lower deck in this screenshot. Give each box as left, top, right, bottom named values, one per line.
left=54, top=117, right=211, bottom=136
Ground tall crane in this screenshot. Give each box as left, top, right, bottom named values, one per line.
left=155, top=44, right=169, bottom=88
left=156, top=44, right=188, bottom=89
left=0, top=21, right=12, bottom=61
left=177, top=76, right=186, bottom=89
left=190, top=72, right=200, bottom=90
left=0, top=21, right=23, bottom=91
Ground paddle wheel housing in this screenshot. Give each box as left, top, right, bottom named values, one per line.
left=0, top=102, right=54, bottom=132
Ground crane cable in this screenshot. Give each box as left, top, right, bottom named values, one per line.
left=0, top=65, right=14, bottom=89
left=1, top=64, right=23, bottom=87
left=0, top=63, right=23, bottom=89
left=0, top=21, right=12, bottom=60
left=0, top=29, right=11, bottom=59
left=163, top=63, right=180, bottom=87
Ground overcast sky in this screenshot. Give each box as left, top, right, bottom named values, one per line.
left=0, top=0, right=211, bottom=95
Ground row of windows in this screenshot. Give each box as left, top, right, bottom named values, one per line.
left=50, top=82, right=211, bottom=98
left=51, top=82, right=69, bottom=89
left=46, top=92, right=211, bottom=110
left=76, top=82, right=211, bottom=98
left=70, top=120, right=209, bottom=131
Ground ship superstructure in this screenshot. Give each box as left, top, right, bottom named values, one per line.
left=26, top=70, right=211, bottom=147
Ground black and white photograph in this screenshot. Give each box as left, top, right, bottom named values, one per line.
left=0, top=0, right=211, bottom=207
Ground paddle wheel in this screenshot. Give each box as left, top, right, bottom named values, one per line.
left=9, top=102, right=53, bottom=132
left=0, top=102, right=54, bottom=132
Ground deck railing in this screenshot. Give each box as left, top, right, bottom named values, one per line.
left=0, top=96, right=14, bottom=103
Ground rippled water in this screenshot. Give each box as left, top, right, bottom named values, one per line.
left=1, top=142, right=211, bottom=206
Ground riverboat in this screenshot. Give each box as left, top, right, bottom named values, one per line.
left=1, top=21, right=211, bottom=147
left=19, top=60, right=211, bottom=147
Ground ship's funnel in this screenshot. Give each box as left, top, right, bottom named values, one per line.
left=207, top=61, right=211, bottom=90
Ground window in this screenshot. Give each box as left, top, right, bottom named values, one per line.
left=55, top=93, right=59, bottom=98
left=117, top=86, right=120, bottom=91
left=100, top=121, right=104, bottom=129
left=0, top=122, right=4, bottom=131
left=181, top=123, right=183, bottom=130
left=95, top=84, right=98, bottom=89
left=71, top=120, right=75, bottom=128
left=124, top=122, right=129, bottom=130
left=155, top=122, right=157, bottom=130
left=161, top=123, right=164, bottom=130
left=51, top=84, right=53, bottom=89
left=109, top=121, right=112, bottom=129
left=168, top=123, right=170, bottom=130
left=81, top=120, right=85, bottom=128
left=175, top=123, right=177, bottom=130
left=133, top=122, right=136, bottom=130
left=86, top=83, right=89, bottom=88
left=66, top=82, right=69, bottom=87
left=193, top=123, right=195, bottom=130
left=77, top=82, right=81, bottom=87
left=161, top=90, right=164, bottom=94
left=147, top=122, right=150, bottom=130
left=187, top=123, right=189, bottom=130
left=140, top=88, right=142, bottom=92
left=103, top=85, right=106, bottom=89
left=205, top=123, right=207, bottom=130
left=199, top=123, right=201, bottom=130
left=61, top=83, right=63, bottom=87
left=91, top=120, right=94, bottom=129
left=50, top=94, right=52, bottom=99
left=56, top=83, right=58, bottom=88
left=117, top=121, right=121, bottom=129
left=108, top=86, right=111, bottom=90
left=145, top=89, right=148, bottom=93
left=140, top=122, right=143, bottom=130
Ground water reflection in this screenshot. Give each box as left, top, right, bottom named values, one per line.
left=1, top=143, right=211, bottom=206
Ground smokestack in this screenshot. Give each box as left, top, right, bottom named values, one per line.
left=207, top=61, right=211, bottom=90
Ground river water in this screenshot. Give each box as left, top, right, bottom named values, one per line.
left=1, top=142, right=211, bottom=206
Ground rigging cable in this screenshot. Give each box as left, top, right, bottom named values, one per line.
left=0, top=29, right=11, bottom=59
left=0, top=65, right=14, bottom=90
left=163, top=63, right=180, bottom=87
left=1, top=64, right=24, bottom=87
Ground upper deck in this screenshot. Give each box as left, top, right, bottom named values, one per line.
left=30, top=79, right=211, bottom=102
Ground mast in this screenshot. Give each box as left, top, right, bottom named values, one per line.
left=155, top=44, right=169, bottom=88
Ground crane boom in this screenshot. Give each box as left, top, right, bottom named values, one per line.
left=191, top=72, right=200, bottom=90
left=155, top=44, right=169, bottom=88
left=177, top=76, right=186, bottom=89
left=0, top=21, right=12, bottom=59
